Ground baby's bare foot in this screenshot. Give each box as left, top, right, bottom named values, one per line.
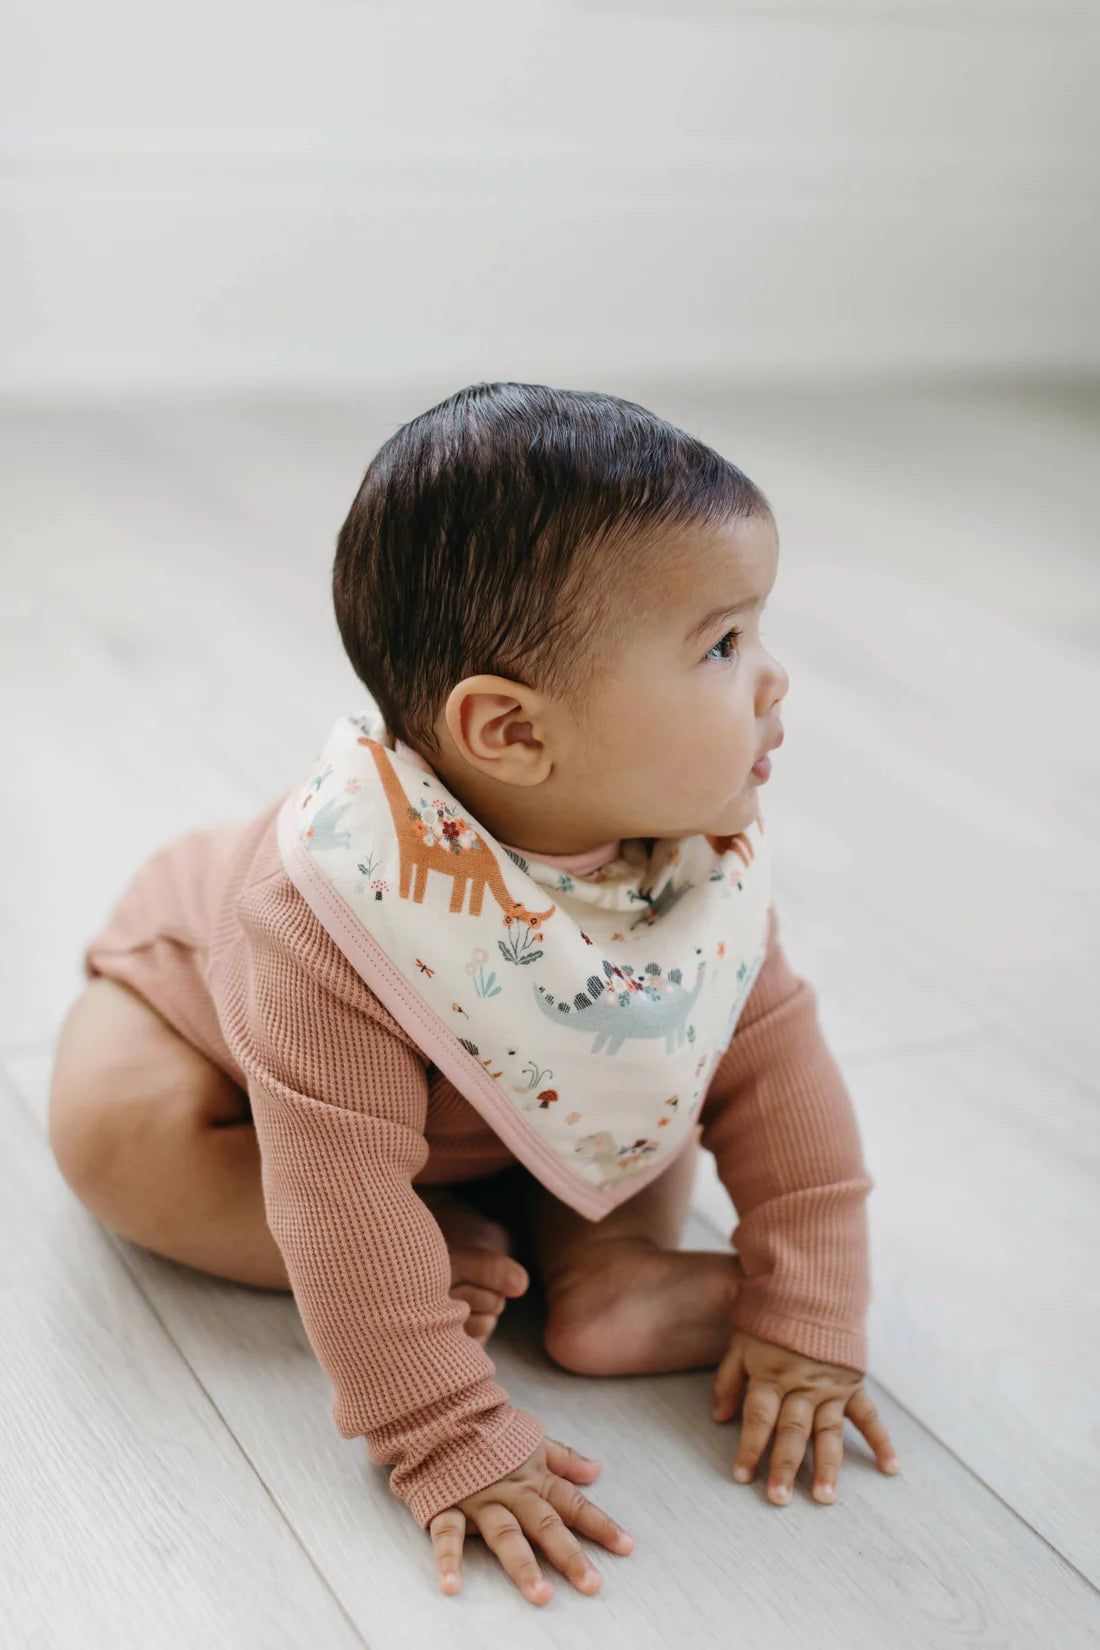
left=543, top=1239, right=742, bottom=1376
left=417, top=1187, right=530, bottom=1344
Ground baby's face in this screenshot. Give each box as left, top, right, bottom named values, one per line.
left=433, top=510, right=789, bottom=854
left=583, top=510, right=788, bottom=842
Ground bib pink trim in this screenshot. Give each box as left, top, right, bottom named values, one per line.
left=276, top=791, right=699, bottom=1219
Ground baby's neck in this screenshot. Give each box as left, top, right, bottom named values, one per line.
left=393, top=737, right=622, bottom=871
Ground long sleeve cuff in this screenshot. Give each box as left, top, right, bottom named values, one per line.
left=392, top=1404, right=548, bottom=1531
left=722, top=1180, right=871, bottom=1373
left=244, top=1069, right=548, bottom=1527
left=699, top=905, right=873, bottom=1375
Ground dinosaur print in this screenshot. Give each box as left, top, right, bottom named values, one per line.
left=627, top=872, right=695, bottom=930
left=533, top=955, right=706, bottom=1054
left=357, top=737, right=560, bottom=925
left=286, top=712, right=772, bottom=1216
left=626, top=831, right=753, bottom=929
left=573, top=1129, right=662, bottom=1182
left=301, top=795, right=354, bottom=850
left=704, top=829, right=756, bottom=867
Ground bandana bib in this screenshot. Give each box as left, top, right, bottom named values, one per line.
left=276, top=710, right=772, bottom=1220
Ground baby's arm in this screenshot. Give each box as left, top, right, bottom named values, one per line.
left=244, top=1060, right=547, bottom=1530
left=698, top=904, right=872, bottom=1376
left=227, top=878, right=544, bottom=1532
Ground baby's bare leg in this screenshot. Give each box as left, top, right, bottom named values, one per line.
left=49, top=976, right=293, bottom=1290
left=530, top=1129, right=743, bottom=1377
left=48, top=977, right=527, bottom=1335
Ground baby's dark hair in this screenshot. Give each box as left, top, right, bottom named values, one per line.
left=332, top=381, right=771, bottom=761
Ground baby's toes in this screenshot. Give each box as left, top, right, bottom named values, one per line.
left=450, top=1245, right=530, bottom=1300
left=449, top=1276, right=505, bottom=1342
left=451, top=1280, right=506, bottom=1316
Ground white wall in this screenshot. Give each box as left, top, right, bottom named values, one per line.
left=2, top=0, right=1098, bottom=393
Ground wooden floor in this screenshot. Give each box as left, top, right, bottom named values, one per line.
left=2, top=378, right=1098, bottom=1648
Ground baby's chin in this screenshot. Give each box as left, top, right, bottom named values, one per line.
left=709, top=788, right=760, bottom=836
left=646, top=784, right=759, bottom=843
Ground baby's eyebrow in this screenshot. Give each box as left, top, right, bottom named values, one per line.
left=684, top=594, right=763, bottom=645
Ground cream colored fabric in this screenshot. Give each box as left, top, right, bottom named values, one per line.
left=277, top=709, right=772, bottom=1220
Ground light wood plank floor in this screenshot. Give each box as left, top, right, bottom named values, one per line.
left=2, top=379, right=1098, bottom=1648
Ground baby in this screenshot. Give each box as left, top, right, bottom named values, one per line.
left=47, top=381, right=900, bottom=1607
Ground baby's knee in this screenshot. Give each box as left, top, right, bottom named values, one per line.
left=46, top=977, right=214, bottom=1207
left=48, top=1064, right=123, bottom=1206
left=48, top=1056, right=145, bottom=1211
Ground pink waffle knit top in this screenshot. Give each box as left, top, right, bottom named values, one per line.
left=86, top=739, right=873, bottom=1532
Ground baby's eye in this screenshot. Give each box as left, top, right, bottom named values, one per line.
left=706, top=626, right=743, bottom=664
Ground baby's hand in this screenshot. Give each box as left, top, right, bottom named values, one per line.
left=428, top=1436, right=635, bottom=1604
left=712, top=1328, right=901, bottom=1505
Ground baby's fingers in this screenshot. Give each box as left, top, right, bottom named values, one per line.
left=542, top=1435, right=604, bottom=1486
left=542, top=1472, right=636, bottom=1558
left=476, top=1503, right=555, bottom=1605
left=732, top=1379, right=782, bottom=1484
left=712, top=1340, right=745, bottom=1423
left=765, top=1394, right=815, bottom=1505
left=429, top=1507, right=467, bottom=1595
left=845, top=1387, right=901, bottom=1475
left=810, top=1398, right=847, bottom=1503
